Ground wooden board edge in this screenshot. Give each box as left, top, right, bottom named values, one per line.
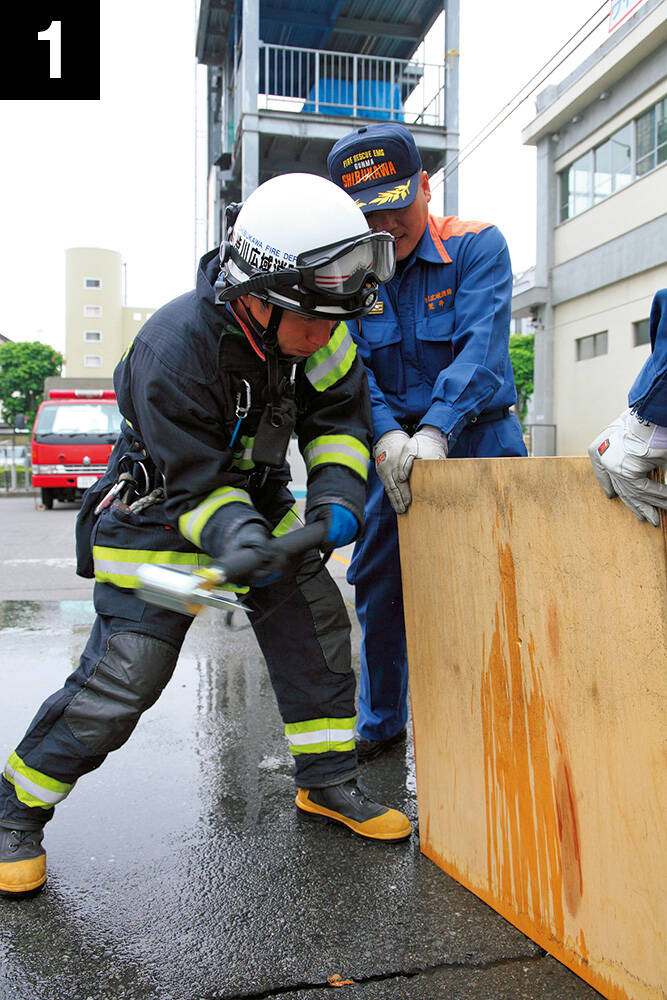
left=418, top=840, right=663, bottom=1000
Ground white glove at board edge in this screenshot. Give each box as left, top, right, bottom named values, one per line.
left=373, top=429, right=412, bottom=514
left=397, top=425, right=449, bottom=484
left=588, top=408, right=667, bottom=526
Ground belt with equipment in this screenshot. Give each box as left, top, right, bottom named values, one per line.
left=94, top=451, right=166, bottom=515
left=400, top=407, right=510, bottom=437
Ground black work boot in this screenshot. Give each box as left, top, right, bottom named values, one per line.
left=356, top=726, right=407, bottom=763
left=295, top=779, right=411, bottom=841
left=0, top=826, right=46, bottom=897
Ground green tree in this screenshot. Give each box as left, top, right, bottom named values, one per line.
left=0, top=341, right=64, bottom=428
left=509, top=332, right=534, bottom=427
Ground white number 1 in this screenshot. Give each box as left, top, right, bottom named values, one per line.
left=37, top=21, right=62, bottom=79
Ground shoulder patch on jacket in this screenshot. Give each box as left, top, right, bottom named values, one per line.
left=433, top=216, right=492, bottom=239
left=428, top=216, right=493, bottom=264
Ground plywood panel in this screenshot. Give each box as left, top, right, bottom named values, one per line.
left=398, top=457, right=666, bottom=1000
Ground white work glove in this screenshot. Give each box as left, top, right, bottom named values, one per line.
left=374, top=426, right=448, bottom=515
left=588, top=408, right=667, bottom=526
left=373, top=429, right=412, bottom=514
left=397, top=425, right=449, bottom=487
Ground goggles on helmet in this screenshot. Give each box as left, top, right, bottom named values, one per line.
left=216, top=230, right=395, bottom=319
left=296, top=231, right=395, bottom=295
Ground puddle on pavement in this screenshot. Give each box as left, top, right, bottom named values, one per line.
left=0, top=599, right=96, bottom=632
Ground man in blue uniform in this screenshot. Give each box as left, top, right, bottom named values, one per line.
left=328, top=123, right=527, bottom=760
left=0, top=174, right=411, bottom=898
left=589, top=288, right=667, bottom=524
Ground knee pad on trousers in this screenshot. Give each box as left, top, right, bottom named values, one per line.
left=64, top=632, right=179, bottom=754
left=297, top=566, right=351, bottom=675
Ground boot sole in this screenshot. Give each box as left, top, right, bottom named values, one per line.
left=295, top=795, right=411, bottom=842
left=0, top=874, right=46, bottom=897
left=0, top=854, right=47, bottom=897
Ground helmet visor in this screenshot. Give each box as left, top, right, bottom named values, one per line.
left=297, top=232, right=395, bottom=298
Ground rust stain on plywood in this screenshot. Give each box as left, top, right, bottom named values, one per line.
left=555, top=753, right=583, bottom=915
left=547, top=601, right=560, bottom=661
left=481, top=542, right=584, bottom=941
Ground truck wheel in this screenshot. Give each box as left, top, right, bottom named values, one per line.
left=41, top=488, right=54, bottom=510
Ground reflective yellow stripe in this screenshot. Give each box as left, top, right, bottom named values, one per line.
left=272, top=504, right=302, bottom=538
left=284, top=716, right=356, bottom=756
left=231, top=435, right=255, bottom=471
left=303, top=434, right=369, bottom=480
left=93, top=546, right=247, bottom=593
left=4, top=752, right=73, bottom=810
left=178, top=487, right=252, bottom=547
left=304, top=323, right=356, bottom=391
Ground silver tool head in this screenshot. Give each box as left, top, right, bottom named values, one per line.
left=136, top=563, right=249, bottom=616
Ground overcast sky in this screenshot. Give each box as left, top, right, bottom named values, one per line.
left=0, top=0, right=613, bottom=353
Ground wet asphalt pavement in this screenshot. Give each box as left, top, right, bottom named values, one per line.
left=0, top=497, right=602, bottom=1000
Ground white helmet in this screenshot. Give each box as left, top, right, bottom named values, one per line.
left=215, top=173, right=395, bottom=320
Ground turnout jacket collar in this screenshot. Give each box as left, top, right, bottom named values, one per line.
left=197, top=248, right=228, bottom=331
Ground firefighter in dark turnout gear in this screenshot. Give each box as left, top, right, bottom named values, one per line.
left=0, top=174, right=410, bottom=897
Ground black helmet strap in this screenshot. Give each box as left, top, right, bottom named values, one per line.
left=252, top=303, right=298, bottom=469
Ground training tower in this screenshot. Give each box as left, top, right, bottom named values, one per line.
left=196, top=0, right=459, bottom=245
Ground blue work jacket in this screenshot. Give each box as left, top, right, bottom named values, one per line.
left=628, top=288, right=667, bottom=426
left=352, top=215, right=518, bottom=446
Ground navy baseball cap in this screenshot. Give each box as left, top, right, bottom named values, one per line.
left=327, top=123, right=423, bottom=214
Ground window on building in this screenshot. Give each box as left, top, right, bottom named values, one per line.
left=633, top=319, right=650, bottom=346
left=636, top=98, right=667, bottom=176
left=636, top=106, right=655, bottom=175
left=560, top=151, right=593, bottom=221
left=594, top=123, right=632, bottom=202
left=84, top=355, right=103, bottom=368
left=132, top=311, right=142, bottom=321
left=559, top=95, right=666, bottom=221
left=576, top=331, right=608, bottom=361
left=83, top=305, right=102, bottom=317
left=83, top=330, right=102, bottom=343
left=84, top=277, right=102, bottom=289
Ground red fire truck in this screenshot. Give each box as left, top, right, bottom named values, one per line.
left=31, top=378, right=121, bottom=509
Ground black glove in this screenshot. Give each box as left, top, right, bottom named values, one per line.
left=219, top=520, right=289, bottom=587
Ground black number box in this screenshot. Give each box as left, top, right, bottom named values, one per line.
left=0, top=2, right=100, bottom=100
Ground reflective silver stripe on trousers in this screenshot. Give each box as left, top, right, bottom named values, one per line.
left=286, top=725, right=355, bottom=747
left=3, top=761, right=71, bottom=805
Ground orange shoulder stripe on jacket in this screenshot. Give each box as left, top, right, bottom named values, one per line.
left=428, top=215, right=493, bottom=264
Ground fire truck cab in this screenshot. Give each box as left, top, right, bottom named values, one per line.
left=31, top=381, right=120, bottom=509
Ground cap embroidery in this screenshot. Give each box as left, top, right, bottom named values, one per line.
left=368, top=180, right=412, bottom=206
left=341, top=159, right=397, bottom=189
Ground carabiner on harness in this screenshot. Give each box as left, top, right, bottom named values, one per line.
left=229, top=379, right=251, bottom=449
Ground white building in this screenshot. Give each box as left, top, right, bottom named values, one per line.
left=513, top=0, right=667, bottom=455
